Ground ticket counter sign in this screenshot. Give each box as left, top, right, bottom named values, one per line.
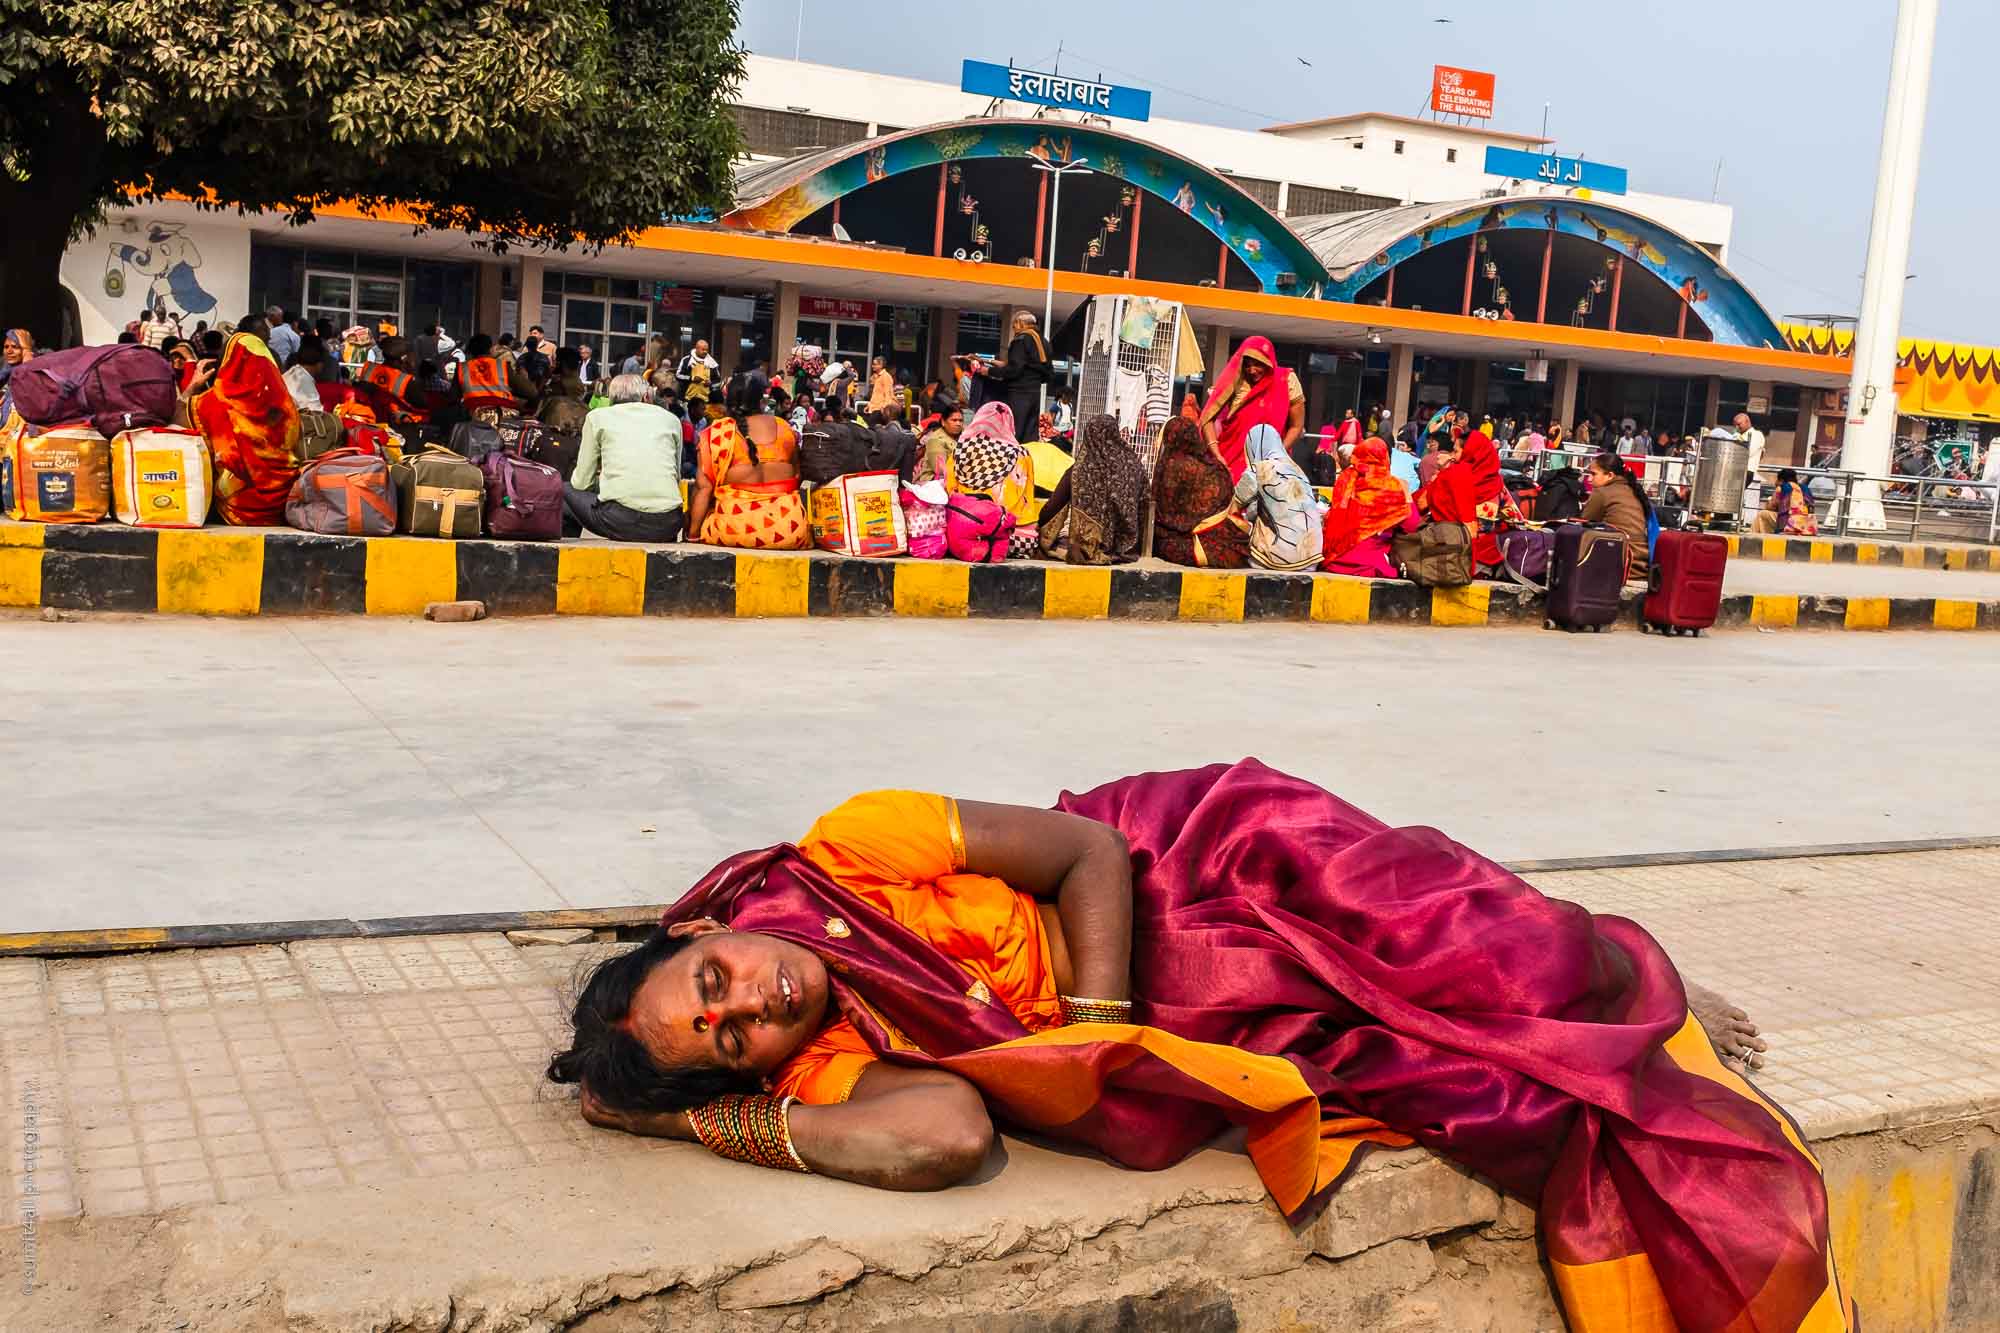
left=1431, top=65, right=1496, bottom=119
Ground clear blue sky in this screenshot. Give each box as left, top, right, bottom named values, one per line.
left=734, top=0, right=1991, bottom=345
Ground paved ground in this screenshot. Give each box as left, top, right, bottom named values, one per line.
left=3, top=614, right=1999, bottom=933
left=4, top=848, right=1996, bottom=1329
left=1721, top=558, right=2000, bottom=597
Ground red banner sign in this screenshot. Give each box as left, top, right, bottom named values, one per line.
left=1431, top=65, right=1495, bottom=119
left=801, top=296, right=878, bottom=322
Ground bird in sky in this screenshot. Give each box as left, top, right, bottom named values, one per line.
left=1296, top=56, right=1312, bottom=66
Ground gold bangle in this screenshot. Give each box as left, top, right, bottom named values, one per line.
left=779, top=1095, right=809, bottom=1173
left=1059, top=994, right=1134, bottom=1026
left=687, top=1094, right=810, bottom=1173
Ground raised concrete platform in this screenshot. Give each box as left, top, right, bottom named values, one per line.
left=2, top=851, right=1996, bottom=1332
left=1722, top=531, right=1998, bottom=570
left=6, top=518, right=2000, bottom=632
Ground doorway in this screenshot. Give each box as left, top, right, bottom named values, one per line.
left=797, top=318, right=873, bottom=379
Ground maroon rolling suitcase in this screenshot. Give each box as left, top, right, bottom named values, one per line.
left=1641, top=530, right=1728, bottom=636
left=1543, top=523, right=1627, bottom=633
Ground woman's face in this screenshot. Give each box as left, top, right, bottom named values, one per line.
left=943, top=410, right=965, bottom=438
left=2, top=339, right=22, bottom=365
left=1240, top=358, right=1269, bottom=385
left=627, top=924, right=833, bottom=1084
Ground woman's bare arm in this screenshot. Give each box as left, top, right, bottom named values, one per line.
left=581, top=1063, right=992, bottom=1191
left=958, top=800, right=1131, bottom=1003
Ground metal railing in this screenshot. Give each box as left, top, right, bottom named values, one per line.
left=1517, top=447, right=2000, bottom=545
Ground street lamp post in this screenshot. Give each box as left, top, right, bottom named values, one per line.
left=1837, top=0, right=1939, bottom=531
left=1032, top=157, right=1090, bottom=419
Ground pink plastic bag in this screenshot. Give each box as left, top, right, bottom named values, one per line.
left=901, top=483, right=948, bottom=559
left=944, top=494, right=1015, bottom=563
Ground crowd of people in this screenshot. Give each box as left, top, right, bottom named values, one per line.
left=15, top=303, right=1995, bottom=582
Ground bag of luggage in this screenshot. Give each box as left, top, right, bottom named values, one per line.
left=295, top=409, right=347, bottom=463
left=809, top=470, right=908, bottom=557
left=390, top=447, right=484, bottom=538
left=9, top=344, right=178, bottom=439
left=14, top=422, right=112, bottom=523
left=1640, top=530, right=1728, bottom=636
left=1392, top=521, right=1474, bottom=587
left=866, top=424, right=914, bottom=480
left=944, top=493, right=1015, bottom=563
left=448, top=419, right=505, bottom=464
left=800, top=423, right=868, bottom=487
left=315, top=382, right=358, bottom=411
left=478, top=451, right=564, bottom=541
left=1534, top=468, right=1586, bottom=523
left=0, top=410, right=22, bottom=519
left=1497, top=526, right=1555, bottom=591
left=286, top=447, right=399, bottom=536
left=112, top=427, right=211, bottom=528
left=490, top=411, right=528, bottom=459
left=514, top=421, right=581, bottom=481
left=901, top=481, right=949, bottom=559
left=1544, top=523, right=1627, bottom=633
left=538, top=396, right=588, bottom=433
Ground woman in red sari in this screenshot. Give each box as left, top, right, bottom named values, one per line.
left=1196, top=336, right=1305, bottom=481
left=551, top=762, right=1845, bottom=1333
left=1420, top=427, right=1521, bottom=570
left=1321, top=436, right=1418, bottom=578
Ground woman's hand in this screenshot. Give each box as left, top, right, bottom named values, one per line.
left=580, top=1087, right=693, bottom=1141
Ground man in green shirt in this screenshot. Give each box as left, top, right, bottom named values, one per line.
left=563, top=374, right=686, bottom=542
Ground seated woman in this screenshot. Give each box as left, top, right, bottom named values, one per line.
left=948, top=402, right=1039, bottom=558
left=1580, top=451, right=1654, bottom=583
left=1321, top=436, right=1419, bottom=578
left=687, top=413, right=810, bottom=550
left=1420, top=428, right=1520, bottom=573
left=551, top=762, right=1841, bottom=1333
left=1235, top=423, right=1325, bottom=571
left=1037, top=414, right=1144, bottom=565
left=1753, top=468, right=1820, bottom=536
left=1151, top=417, right=1248, bottom=568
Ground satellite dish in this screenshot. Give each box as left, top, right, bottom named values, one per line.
left=831, top=222, right=853, bottom=243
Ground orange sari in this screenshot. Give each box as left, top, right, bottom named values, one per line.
left=191, top=333, right=300, bottom=525
left=698, top=416, right=809, bottom=550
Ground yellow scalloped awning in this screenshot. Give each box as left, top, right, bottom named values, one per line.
left=1783, top=323, right=2000, bottom=422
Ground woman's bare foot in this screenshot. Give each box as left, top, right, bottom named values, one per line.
left=1687, top=983, right=1768, bottom=1070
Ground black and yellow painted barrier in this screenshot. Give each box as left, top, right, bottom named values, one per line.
left=4, top=519, right=2000, bottom=630
left=1722, top=532, right=1997, bottom=570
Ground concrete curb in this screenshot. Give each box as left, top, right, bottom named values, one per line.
left=7, top=835, right=1993, bottom=958
left=5, top=519, right=2000, bottom=630
left=1721, top=531, right=1997, bottom=570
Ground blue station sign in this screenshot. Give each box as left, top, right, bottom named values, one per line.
left=961, top=60, right=1152, bottom=123
left=1482, top=146, right=1628, bottom=196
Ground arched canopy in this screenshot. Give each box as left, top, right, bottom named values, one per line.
left=1295, top=198, right=1788, bottom=349
left=724, top=118, right=1331, bottom=297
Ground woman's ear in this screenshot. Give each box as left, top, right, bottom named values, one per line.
left=666, top=917, right=730, bottom=940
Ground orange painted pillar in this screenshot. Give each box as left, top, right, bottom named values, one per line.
left=1536, top=229, right=1553, bottom=324
left=1461, top=235, right=1478, bottom=316
left=1608, top=257, right=1625, bottom=331
left=933, top=164, right=947, bottom=259
left=1126, top=191, right=1143, bottom=280
left=1217, top=239, right=1228, bottom=289
left=1032, top=172, right=1049, bottom=268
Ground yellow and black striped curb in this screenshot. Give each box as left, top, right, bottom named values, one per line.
left=1721, top=532, right=1997, bottom=570
left=3, top=520, right=1999, bottom=631
left=7, top=834, right=1997, bottom=959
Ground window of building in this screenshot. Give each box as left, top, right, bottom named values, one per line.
left=1446, top=147, right=1458, bottom=163
left=1771, top=384, right=1802, bottom=433
left=728, top=105, right=869, bottom=157
left=1285, top=185, right=1400, bottom=217
left=1393, top=140, right=1405, bottom=155
left=1221, top=174, right=1281, bottom=209
left=955, top=312, right=1001, bottom=358
left=551, top=270, right=652, bottom=367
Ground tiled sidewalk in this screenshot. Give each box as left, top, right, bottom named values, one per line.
left=6, top=850, right=2000, bottom=1228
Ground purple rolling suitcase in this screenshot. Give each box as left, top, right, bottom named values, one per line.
left=1544, top=523, right=1627, bottom=633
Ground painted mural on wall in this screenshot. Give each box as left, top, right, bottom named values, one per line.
left=723, top=120, right=1331, bottom=297
left=61, top=208, right=252, bottom=346
left=1327, top=200, right=1788, bottom=350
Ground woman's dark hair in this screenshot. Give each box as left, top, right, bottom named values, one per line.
left=1591, top=451, right=1654, bottom=519
left=736, top=413, right=760, bottom=465
left=1428, top=430, right=1455, bottom=451
left=556, top=346, right=581, bottom=373
left=295, top=337, right=325, bottom=367
left=546, top=927, right=752, bottom=1112
left=1777, top=468, right=1799, bottom=485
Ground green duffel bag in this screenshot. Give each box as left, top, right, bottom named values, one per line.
left=390, top=446, right=484, bottom=538
left=294, top=409, right=346, bottom=463
left=1392, top=521, right=1474, bottom=588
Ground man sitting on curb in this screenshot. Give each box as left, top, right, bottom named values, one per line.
left=563, top=373, right=685, bottom=543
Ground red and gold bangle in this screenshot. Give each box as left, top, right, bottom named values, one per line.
left=1058, top=994, right=1134, bottom=1026
left=687, top=1094, right=810, bottom=1173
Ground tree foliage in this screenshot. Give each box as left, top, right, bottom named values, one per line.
left=0, top=0, right=745, bottom=336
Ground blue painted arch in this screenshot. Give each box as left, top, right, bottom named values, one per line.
left=723, top=119, right=1333, bottom=297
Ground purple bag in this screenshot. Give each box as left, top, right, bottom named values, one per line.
left=1498, top=527, right=1555, bottom=592
left=479, top=451, right=564, bottom=540
left=10, top=344, right=178, bottom=439
left=945, top=494, right=1015, bottom=563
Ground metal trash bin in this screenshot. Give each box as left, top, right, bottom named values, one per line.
left=1690, top=432, right=1749, bottom=519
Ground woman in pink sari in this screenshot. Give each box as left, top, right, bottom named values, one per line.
left=1197, top=335, right=1304, bottom=481
left=551, top=761, right=1846, bottom=1333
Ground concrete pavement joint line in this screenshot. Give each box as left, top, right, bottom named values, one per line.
left=6, top=839, right=1997, bottom=957
left=8, top=519, right=2000, bottom=630
left=282, top=621, right=575, bottom=909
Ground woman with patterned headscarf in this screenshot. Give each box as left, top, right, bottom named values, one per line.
left=0, top=328, right=34, bottom=419
left=1152, top=416, right=1248, bottom=569
left=948, top=401, right=1039, bottom=556
left=1039, top=414, right=1145, bottom=565
left=1235, top=423, right=1325, bottom=571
